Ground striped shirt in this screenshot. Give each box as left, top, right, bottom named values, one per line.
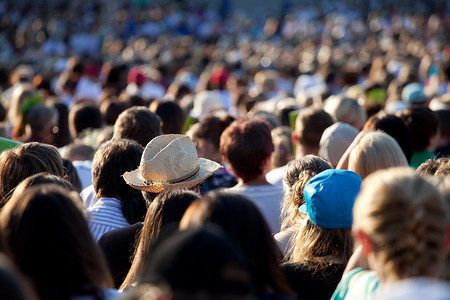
left=85, top=197, right=130, bottom=241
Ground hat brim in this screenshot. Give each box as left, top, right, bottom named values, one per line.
left=123, top=158, right=222, bottom=193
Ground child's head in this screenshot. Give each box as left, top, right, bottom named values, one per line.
left=354, top=167, right=449, bottom=282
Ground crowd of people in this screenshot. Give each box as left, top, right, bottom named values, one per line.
left=0, top=0, right=449, bottom=299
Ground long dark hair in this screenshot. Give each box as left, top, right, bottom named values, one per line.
left=121, top=189, right=200, bottom=290
left=0, top=184, right=113, bottom=300
left=180, top=190, right=293, bottom=297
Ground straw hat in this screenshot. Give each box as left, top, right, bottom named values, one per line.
left=123, top=134, right=221, bottom=193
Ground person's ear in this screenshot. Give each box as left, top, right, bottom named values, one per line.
left=292, top=132, right=299, bottom=144
left=356, top=229, right=373, bottom=257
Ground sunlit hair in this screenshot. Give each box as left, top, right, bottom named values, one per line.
left=220, top=118, right=274, bottom=182
left=0, top=142, right=64, bottom=207
left=289, top=219, right=353, bottom=269
left=348, top=131, right=408, bottom=179
left=281, top=155, right=331, bottom=231
left=354, top=167, right=448, bottom=280
left=0, top=184, right=113, bottom=299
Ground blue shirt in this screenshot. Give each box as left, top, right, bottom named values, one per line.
left=85, top=197, right=130, bottom=241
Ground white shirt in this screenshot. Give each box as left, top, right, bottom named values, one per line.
left=85, top=197, right=129, bottom=241
left=227, top=184, right=283, bottom=233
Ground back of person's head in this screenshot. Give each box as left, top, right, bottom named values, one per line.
left=416, top=157, right=450, bottom=177
left=324, top=97, right=367, bottom=130
left=25, top=104, right=59, bottom=142
left=68, top=103, right=103, bottom=139
left=0, top=142, right=64, bottom=206
left=187, top=113, right=235, bottom=162
left=220, top=118, right=274, bottom=182
left=363, top=112, right=414, bottom=163
left=64, top=142, right=95, bottom=161
left=13, top=172, right=77, bottom=196
left=354, top=168, right=448, bottom=281
left=45, top=98, right=73, bottom=147
left=294, top=107, right=333, bottom=153
left=149, top=100, right=185, bottom=134
left=400, top=107, right=439, bottom=151
left=0, top=184, right=112, bottom=299
left=92, top=138, right=146, bottom=224
left=281, top=155, right=332, bottom=230
left=271, top=126, right=294, bottom=169
left=113, top=106, right=162, bottom=147
left=122, top=189, right=200, bottom=289
left=290, top=169, right=361, bottom=266
left=180, top=190, right=292, bottom=297
left=137, top=226, right=253, bottom=300
left=436, top=109, right=450, bottom=152
left=100, top=97, right=127, bottom=126
left=348, top=131, right=409, bottom=179
left=319, top=122, right=359, bottom=167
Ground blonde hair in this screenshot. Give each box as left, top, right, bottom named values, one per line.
left=289, top=219, right=353, bottom=267
left=348, top=131, right=408, bottom=179
left=324, top=97, right=367, bottom=130
left=354, top=167, right=448, bottom=280
left=281, top=155, right=331, bottom=230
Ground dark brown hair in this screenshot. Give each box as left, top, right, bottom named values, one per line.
left=113, top=106, right=162, bottom=147
left=180, top=190, right=293, bottom=297
left=0, top=184, right=113, bottom=299
left=0, top=142, right=65, bottom=207
left=92, top=139, right=147, bottom=224
left=121, top=189, right=200, bottom=289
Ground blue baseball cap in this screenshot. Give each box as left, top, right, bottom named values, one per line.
left=299, top=169, right=362, bottom=229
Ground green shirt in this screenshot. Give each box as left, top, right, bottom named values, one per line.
left=409, top=150, right=435, bottom=169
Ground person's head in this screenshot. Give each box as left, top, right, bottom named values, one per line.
left=363, top=112, right=414, bottom=163
left=0, top=184, right=112, bottom=299
left=68, top=103, right=103, bottom=139
left=113, top=106, right=162, bottom=147
left=0, top=142, right=64, bottom=206
left=281, top=155, right=332, bottom=231
left=180, top=190, right=292, bottom=296
left=12, top=172, right=77, bottom=195
left=400, top=107, right=439, bottom=152
left=8, top=84, right=42, bottom=139
left=24, top=104, right=59, bottom=144
left=271, top=126, right=294, bottom=169
left=137, top=226, right=253, bottom=300
left=92, top=139, right=146, bottom=224
left=63, top=142, right=95, bottom=162
left=291, top=169, right=361, bottom=266
left=354, top=168, right=448, bottom=282
left=123, top=134, right=221, bottom=194
left=121, top=189, right=200, bottom=289
left=220, top=118, right=274, bottom=183
left=416, top=157, right=450, bottom=177
left=149, top=100, right=185, bottom=134
left=293, top=107, right=333, bottom=157
left=324, top=97, right=367, bottom=130
left=319, top=122, right=359, bottom=167
left=348, top=131, right=409, bottom=179
left=187, top=113, right=235, bottom=163
left=46, top=97, right=73, bottom=148
left=100, top=97, right=127, bottom=126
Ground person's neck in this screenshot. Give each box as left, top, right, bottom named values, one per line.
left=237, top=175, right=270, bottom=187
left=295, top=144, right=319, bottom=159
